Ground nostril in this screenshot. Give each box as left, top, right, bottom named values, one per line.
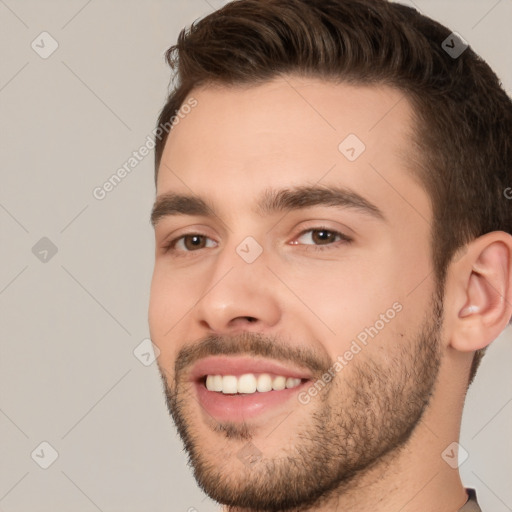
left=227, top=316, right=259, bottom=329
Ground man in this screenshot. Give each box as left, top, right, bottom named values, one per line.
left=148, top=0, right=512, bottom=510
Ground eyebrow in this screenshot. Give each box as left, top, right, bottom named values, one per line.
left=150, top=185, right=386, bottom=226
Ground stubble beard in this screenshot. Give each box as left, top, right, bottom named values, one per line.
left=160, top=292, right=443, bottom=511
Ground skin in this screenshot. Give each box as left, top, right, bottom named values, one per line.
left=148, top=77, right=512, bottom=511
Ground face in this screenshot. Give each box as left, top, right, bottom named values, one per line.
left=149, top=77, right=443, bottom=511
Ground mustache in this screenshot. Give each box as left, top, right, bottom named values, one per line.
left=174, top=331, right=333, bottom=379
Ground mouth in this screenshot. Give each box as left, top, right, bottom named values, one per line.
left=190, top=356, right=314, bottom=422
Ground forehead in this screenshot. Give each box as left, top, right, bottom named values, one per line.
left=157, top=76, right=430, bottom=226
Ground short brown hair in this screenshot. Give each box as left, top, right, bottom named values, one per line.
left=154, top=0, right=512, bottom=383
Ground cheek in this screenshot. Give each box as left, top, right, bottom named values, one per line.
left=281, top=250, right=425, bottom=355
left=148, top=278, right=185, bottom=372
left=149, top=261, right=214, bottom=364
left=148, top=264, right=191, bottom=341
left=284, top=258, right=389, bottom=328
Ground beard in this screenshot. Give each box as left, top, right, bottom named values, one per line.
left=158, top=291, right=443, bottom=512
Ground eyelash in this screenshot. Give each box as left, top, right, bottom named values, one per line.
left=293, top=227, right=353, bottom=251
left=162, top=227, right=352, bottom=255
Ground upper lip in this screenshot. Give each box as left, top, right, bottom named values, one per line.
left=189, top=356, right=314, bottom=382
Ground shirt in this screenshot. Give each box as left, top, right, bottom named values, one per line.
left=459, top=489, right=482, bottom=512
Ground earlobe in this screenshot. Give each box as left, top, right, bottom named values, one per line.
left=450, top=232, right=512, bottom=353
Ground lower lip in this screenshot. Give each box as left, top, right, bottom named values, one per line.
left=194, top=380, right=310, bottom=423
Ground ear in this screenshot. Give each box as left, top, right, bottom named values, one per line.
left=446, top=231, right=512, bottom=352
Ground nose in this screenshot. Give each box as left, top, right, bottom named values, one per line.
left=193, top=247, right=281, bottom=334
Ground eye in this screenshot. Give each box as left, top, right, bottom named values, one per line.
left=164, top=234, right=217, bottom=253
left=292, top=228, right=352, bottom=247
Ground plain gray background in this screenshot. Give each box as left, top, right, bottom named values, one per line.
left=1, top=1, right=511, bottom=511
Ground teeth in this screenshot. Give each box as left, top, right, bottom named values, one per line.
left=286, top=377, right=302, bottom=388
left=272, top=376, right=286, bottom=391
left=238, top=374, right=257, bottom=394
left=205, top=373, right=303, bottom=394
left=206, top=375, right=223, bottom=392
left=286, top=377, right=300, bottom=388
left=257, top=374, right=272, bottom=392
left=222, top=375, right=238, bottom=394
left=212, top=375, right=223, bottom=392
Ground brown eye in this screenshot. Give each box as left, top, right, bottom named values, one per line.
left=310, top=230, right=337, bottom=245
left=295, top=228, right=346, bottom=246
left=165, top=234, right=217, bottom=253
left=291, top=227, right=353, bottom=250
left=183, top=235, right=207, bottom=250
